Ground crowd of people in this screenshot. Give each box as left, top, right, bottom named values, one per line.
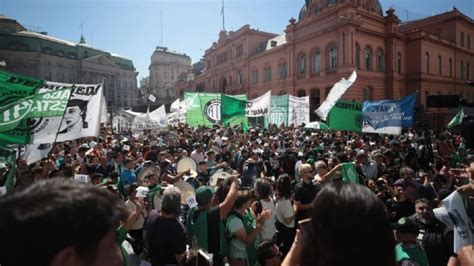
left=1, top=123, right=474, bottom=266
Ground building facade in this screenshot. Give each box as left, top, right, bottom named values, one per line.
left=0, top=15, right=139, bottom=109
left=148, top=46, right=191, bottom=106
left=176, top=0, right=474, bottom=126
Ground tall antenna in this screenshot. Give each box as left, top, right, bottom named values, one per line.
left=221, top=0, right=226, bottom=31
left=160, top=9, right=164, bottom=45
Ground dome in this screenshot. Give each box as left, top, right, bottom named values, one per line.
left=298, top=0, right=384, bottom=20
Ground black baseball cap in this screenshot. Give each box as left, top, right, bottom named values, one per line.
left=392, top=217, right=419, bottom=235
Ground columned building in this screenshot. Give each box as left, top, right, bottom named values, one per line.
left=176, top=0, right=473, bottom=126
left=0, top=15, right=139, bottom=109
left=148, top=46, right=191, bottom=106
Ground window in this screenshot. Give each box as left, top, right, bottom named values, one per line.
left=449, top=58, right=453, bottom=77
left=363, top=87, right=373, bottom=101
left=438, top=55, right=442, bottom=76
left=311, top=50, right=321, bottom=74
left=236, top=44, right=243, bottom=57
left=461, top=31, right=465, bottom=47
left=278, top=63, right=287, bottom=79
left=264, top=66, right=272, bottom=82
left=397, top=52, right=402, bottom=74
left=425, top=52, right=430, bottom=74
left=329, top=46, right=338, bottom=70
left=365, top=47, right=372, bottom=71
left=327, top=0, right=336, bottom=5
left=355, top=45, right=361, bottom=69
left=461, top=61, right=465, bottom=79
left=297, top=53, right=306, bottom=75
left=468, top=35, right=471, bottom=50
left=251, top=69, right=258, bottom=84
left=237, top=69, right=242, bottom=84
left=376, top=49, right=384, bottom=72
left=467, top=63, right=471, bottom=80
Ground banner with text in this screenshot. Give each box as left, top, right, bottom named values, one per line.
left=245, top=91, right=271, bottom=117
left=327, top=100, right=363, bottom=132
left=288, top=95, right=310, bottom=126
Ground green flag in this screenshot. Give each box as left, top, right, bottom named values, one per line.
left=0, top=147, right=17, bottom=191
left=328, top=100, right=363, bottom=132
left=0, top=88, right=71, bottom=132
left=341, top=163, right=360, bottom=184
left=447, top=108, right=464, bottom=128
left=221, top=94, right=247, bottom=127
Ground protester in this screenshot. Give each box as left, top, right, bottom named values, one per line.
left=1, top=121, right=473, bottom=266
left=145, top=186, right=186, bottom=266
left=282, top=182, right=396, bottom=266
left=0, top=178, right=125, bottom=266
left=257, top=240, right=282, bottom=266
left=393, top=217, right=429, bottom=266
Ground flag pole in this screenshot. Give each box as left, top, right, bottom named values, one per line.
left=50, top=87, right=74, bottom=154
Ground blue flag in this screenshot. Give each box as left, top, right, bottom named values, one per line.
left=363, top=93, right=417, bottom=130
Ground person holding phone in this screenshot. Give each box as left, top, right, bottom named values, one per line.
left=124, top=183, right=148, bottom=256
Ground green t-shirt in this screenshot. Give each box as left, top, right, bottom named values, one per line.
left=395, top=243, right=429, bottom=266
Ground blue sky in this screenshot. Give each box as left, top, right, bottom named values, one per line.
left=1, top=0, right=473, bottom=81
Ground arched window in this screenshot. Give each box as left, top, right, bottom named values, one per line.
left=311, top=50, right=321, bottom=74
left=397, top=52, right=402, bottom=74
left=365, top=47, right=372, bottom=71
left=449, top=58, right=453, bottom=77
left=363, top=87, right=374, bottom=101
left=310, top=88, right=321, bottom=120
left=355, top=44, right=361, bottom=69
left=237, top=69, right=243, bottom=84
left=278, top=90, right=286, bottom=96
left=297, top=53, right=306, bottom=75
left=425, top=52, right=430, bottom=74
left=376, top=49, right=384, bottom=72
left=278, top=62, right=287, bottom=79
left=438, top=55, right=442, bottom=76
left=461, top=61, right=465, bottom=79
left=328, top=46, right=338, bottom=70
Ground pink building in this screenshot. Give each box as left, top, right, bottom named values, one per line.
left=175, top=0, right=474, bottom=125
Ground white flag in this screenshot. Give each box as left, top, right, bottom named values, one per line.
left=131, top=105, right=167, bottom=131
left=245, top=91, right=271, bottom=117
left=315, top=70, right=357, bottom=121
left=148, top=94, right=156, bottom=102
left=170, top=99, right=180, bottom=112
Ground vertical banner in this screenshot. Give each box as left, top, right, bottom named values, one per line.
left=264, top=95, right=288, bottom=128
left=288, top=95, right=310, bottom=126
left=327, top=100, right=363, bottom=132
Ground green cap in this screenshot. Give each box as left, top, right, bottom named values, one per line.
left=196, top=186, right=214, bottom=206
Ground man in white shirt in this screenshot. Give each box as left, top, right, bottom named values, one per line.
left=191, top=143, right=206, bottom=163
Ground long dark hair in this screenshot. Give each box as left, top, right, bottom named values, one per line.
left=276, top=174, right=292, bottom=199
left=302, top=182, right=396, bottom=266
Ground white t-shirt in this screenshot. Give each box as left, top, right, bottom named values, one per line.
left=276, top=197, right=295, bottom=228
left=125, top=199, right=146, bottom=230
left=259, top=199, right=276, bottom=240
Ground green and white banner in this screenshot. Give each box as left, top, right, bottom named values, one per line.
left=0, top=70, right=104, bottom=144
left=185, top=92, right=247, bottom=127
left=0, top=88, right=71, bottom=132
left=264, top=95, right=288, bottom=127
left=327, top=100, right=363, bottom=132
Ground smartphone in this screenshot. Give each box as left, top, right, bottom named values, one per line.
left=298, top=218, right=313, bottom=239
